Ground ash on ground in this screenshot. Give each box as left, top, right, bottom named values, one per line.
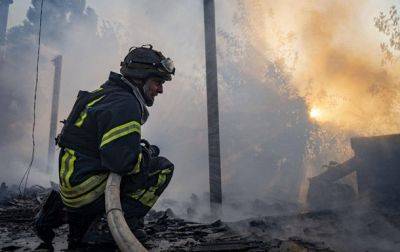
left=1, top=183, right=400, bottom=251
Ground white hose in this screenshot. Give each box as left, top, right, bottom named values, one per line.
left=105, top=173, right=148, bottom=252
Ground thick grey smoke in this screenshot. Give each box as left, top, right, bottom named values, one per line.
left=1, top=0, right=313, bottom=220
left=1, top=0, right=118, bottom=184
left=3, top=3, right=400, bottom=251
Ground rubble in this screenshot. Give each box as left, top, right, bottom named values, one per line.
left=0, top=188, right=334, bottom=251
left=308, top=134, right=400, bottom=213
left=1, top=183, right=399, bottom=251
left=142, top=210, right=334, bottom=251
left=230, top=206, right=400, bottom=252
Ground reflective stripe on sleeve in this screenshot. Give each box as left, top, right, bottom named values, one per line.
left=100, top=121, right=141, bottom=148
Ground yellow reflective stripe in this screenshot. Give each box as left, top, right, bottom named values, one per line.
left=148, top=167, right=173, bottom=177
left=64, top=149, right=76, bottom=188
left=74, top=112, right=87, bottom=127
left=59, top=148, right=75, bottom=187
left=61, top=178, right=107, bottom=208
left=59, top=147, right=108, bottom=208
left=87, top=95, right=105, bottom=107
left=139, top=169, right=171, bottom=207
left=59, top=151, right=69, bottom=187
left=74, top=95, right=105, bottom=127
left=100, top=121, right=141, bottom=148
left=60, top=173, right=108, bottom=198
left=130, top=189, right=146, bottom=200
left=127, top=153, right=142, bottom=175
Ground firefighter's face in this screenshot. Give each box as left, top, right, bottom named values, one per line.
left=143, top=77, right=164, bottom=105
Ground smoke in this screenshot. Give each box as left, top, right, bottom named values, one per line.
left=251, top=0, right=400, bottom=133
left=1, top=0, right=210, bottom=202
left=294, top=1, right=400, bottom=135
left=1, top=0, right=312, bottom=216
left=2, top=0, right=398, bottom=224
left=240, top=0, right=400, bottom=134
left=229, top=202, right=400, bottom=252
left=1, top=0, right=118, bottom=184
left=235, top=0, right=400, bottom=202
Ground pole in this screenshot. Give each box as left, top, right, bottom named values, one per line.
left=47, top=55, right=62, bottom=173
left=0, top=0, right=13, bottom=60
left=0, top=0, right=12, bottom=45
left=203, top=0, right=222, bottom=215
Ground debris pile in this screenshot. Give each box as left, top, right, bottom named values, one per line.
left=230, top=206, right=400, bottom=252
left=1, top=182, right=399, bottom=251
left=143, top=209, right=334, bottom=251
left=0, top=198, right=37, bottom=224
left=0, top=187, right=335, bottom=251
left=308, top=134, right=400, bottom=213
left=0, top=183, right=48, bottom=225
left=0, top=184, right=46, bottom=251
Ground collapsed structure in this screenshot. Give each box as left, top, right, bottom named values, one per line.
left=308, top=134, right=400, bottom=215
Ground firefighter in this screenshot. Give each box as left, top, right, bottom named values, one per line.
left=34, top=44, right=175, bottom=250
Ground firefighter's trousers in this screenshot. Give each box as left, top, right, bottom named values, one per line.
left=34, top=156, right=174, bottom=247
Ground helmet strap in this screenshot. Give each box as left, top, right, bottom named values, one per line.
left=123, top=76, right=143, bottom=86
left=142, top=81, right=154, bottom=107
left=122, top=75, right=154, bottom=106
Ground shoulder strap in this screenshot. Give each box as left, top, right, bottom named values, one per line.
left=55, top=87, right=119, bottom=155
left=60, top=88, right=107, bottom=132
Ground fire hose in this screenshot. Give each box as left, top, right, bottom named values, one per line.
left=105, top=140, right=158, bottom=252
left=105, top=173, right=148, bottom=252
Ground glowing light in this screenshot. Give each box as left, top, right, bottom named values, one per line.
left=309, top=107, right=322, bottom=119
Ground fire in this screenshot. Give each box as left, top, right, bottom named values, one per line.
left=241, top=0, right=400, bottom=135
left=309, top=107, right=322, bottom=120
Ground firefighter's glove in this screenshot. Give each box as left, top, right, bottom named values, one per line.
left=141, top=139, right=160, bottom=171
left=140, top=139, right=160, bottom=160
left=148, top=145, right=160, bottom=158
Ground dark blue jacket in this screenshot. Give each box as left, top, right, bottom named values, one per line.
left=58, top=72, right=145, bottom=208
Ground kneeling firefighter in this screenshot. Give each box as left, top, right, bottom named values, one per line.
left=34, top=45, right=175, bottom=250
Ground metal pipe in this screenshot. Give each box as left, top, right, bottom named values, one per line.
left=105, top=173, right=148, bottom=252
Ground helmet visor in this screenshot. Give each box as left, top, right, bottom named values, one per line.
left=160, top=58, right=175, bottom=75
left=121, top=58, right=175, bottom=77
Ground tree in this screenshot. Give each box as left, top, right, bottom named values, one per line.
left=375, top=6, right=400, bottom=64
